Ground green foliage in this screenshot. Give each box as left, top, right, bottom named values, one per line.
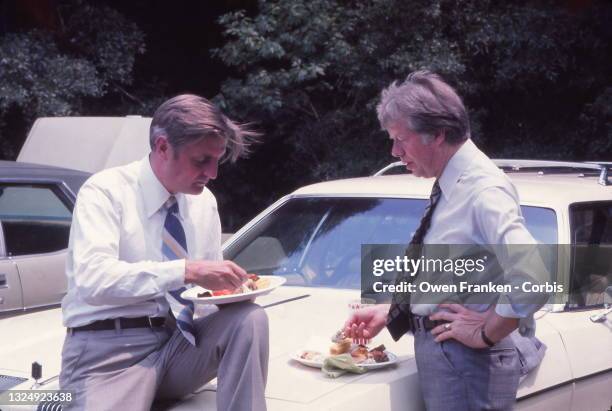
left=213, top=0, right=612, bottom=227
left=0, top=31, right=103, bottom=118
left=64, top=3, right=146, bottom=88
left=0, top=1, right=146, bottom=159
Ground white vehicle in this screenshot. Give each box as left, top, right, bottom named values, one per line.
left=1, top=119, right=610, bottom=410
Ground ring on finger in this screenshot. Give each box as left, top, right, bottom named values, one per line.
left=444, top=323, right=451, bottom=331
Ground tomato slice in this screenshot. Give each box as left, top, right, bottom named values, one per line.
left=212, top=289, right=233, bottom=296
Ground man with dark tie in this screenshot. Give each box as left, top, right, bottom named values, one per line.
left=344, top=71, right=548, bottom=410
left=60, top=95, right=268, bottom=411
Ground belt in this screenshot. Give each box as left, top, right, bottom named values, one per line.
left=409, top=314, right=449, bottom=332
left=68, top=317, right=166, bottom=333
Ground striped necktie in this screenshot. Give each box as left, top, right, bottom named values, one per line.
left=386, top=180, right=442, bottom=341
left=162, top=196, right=196, bottom=346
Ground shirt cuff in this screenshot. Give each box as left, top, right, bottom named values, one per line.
left=159, top=259, right=187, bottom=291
left=495, top=295, right=537, bottom=336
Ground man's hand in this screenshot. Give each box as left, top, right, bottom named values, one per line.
left=185, top=260, right=248, bottom=291
left=343, top=304, right=389, bottom=344
left=429, top=304, right=519, bottom=349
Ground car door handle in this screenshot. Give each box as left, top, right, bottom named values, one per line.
left=0, top=273, right=7, bottom=288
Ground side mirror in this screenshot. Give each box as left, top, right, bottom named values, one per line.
left=604, top=285, right=612, bottom=307
left=589, top=285, right=612, bottom=322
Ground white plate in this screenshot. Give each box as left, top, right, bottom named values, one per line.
left=291, top=350, right=398, bottom=370
left=181, top=275, right=286, bottom=305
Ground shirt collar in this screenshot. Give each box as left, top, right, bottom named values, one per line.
left=139, top=156, right=188, bottom=220
left=438, top=139, right=479, bottom=201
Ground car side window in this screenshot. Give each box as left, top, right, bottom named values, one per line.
left=520, top=206, right=558, bottom=244
left=0, top=184, right=72, bottom=256
left=569, top=201, right=612, bottom=308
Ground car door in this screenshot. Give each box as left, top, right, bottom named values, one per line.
left=0, top=182, right=74, bottom=311
left=564, top=201, right=612, bottom=411
left=0, top=258, right=23, bottom=313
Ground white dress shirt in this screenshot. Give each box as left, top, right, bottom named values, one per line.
left=62, top=156, right=222, bottom=327
left=411, top=139, right=546, bottom=335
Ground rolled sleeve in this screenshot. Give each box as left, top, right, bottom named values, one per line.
left=70, top=183, right=186, bottom=306
left=495, top=296, right=538, bottom=336
left=474, top=187, right=550, bottom=333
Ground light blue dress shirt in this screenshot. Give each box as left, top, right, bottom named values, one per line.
left=410, top=139, right=548, bottom=336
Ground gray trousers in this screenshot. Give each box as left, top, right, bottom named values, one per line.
left=59, top=302, right=269, bottom=411
left=413, top=328, right=520, bottom=411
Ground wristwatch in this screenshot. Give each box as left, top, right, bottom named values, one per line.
left=480, top=325, right=495, bottom=347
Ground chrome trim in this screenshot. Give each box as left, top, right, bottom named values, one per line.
left=373, top=159, right=611, bottom=185
left=373, top=161, right=405, bottom=176
left=493, top=159, right=610, bottom=186
left=493, top=159, right=604, bottom=170
left=0, top=213, right=6, bottom=257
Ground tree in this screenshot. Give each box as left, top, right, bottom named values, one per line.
left=0, top=1, right=147, bottom=159
left=212, top=0, right=612, bottom=228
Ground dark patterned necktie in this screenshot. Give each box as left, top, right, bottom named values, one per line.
left=386, top=180, right=442, bottom=341
left=162, top=197, right=196, bottom=346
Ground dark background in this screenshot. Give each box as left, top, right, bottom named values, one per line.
left=1, top=0, right=611, bottom=231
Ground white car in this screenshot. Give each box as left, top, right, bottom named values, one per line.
left=1, top=152, right=610, bottom=410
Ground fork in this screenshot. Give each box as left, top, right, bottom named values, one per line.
left=335, top=330, right=370, bottom=346
left=352, top=337, right=371, bottom=346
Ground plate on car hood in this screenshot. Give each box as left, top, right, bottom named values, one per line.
left=244, top=286, right=414, bottom=404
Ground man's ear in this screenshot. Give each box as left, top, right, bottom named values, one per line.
left=153, top=135, right=170, bottom=159
left=433, top=129, right=446, bottom=146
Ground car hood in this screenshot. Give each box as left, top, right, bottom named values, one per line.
left=0, top=287, right=577, bottom=410
left=0, top=307, right=65, bottom=378
left=244, top=286, right=417, bottom=404
left=17, top=117, right=151, bottom=174
left=0, top=287, right=420, bottom=407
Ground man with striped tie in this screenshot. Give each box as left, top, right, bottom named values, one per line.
left=343, top=71, right=548, bottom=410
left=60, top=95, right=268, bottom=410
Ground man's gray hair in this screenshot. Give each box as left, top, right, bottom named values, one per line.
left=150, top=94, right=258, bottom=162
left=376, top=71, right=470, bottom=144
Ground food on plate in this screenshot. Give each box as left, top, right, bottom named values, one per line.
left=328, top=331, right=390, bottom=364
left=329, top=330, right=352, bottom=355
left=299, top=351, right=324, bottom=362
left=350, top=345, right=369, bottom=362
left=255, top=277, right=270, bottom=289
left=197, top=274, right=266, bottom=298
left=330, top=338, right=352, bottom=355
left=368, top=344, right=389, bottom=363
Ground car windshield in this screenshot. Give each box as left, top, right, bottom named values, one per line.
left=224, top=197, right=558, bottom=289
